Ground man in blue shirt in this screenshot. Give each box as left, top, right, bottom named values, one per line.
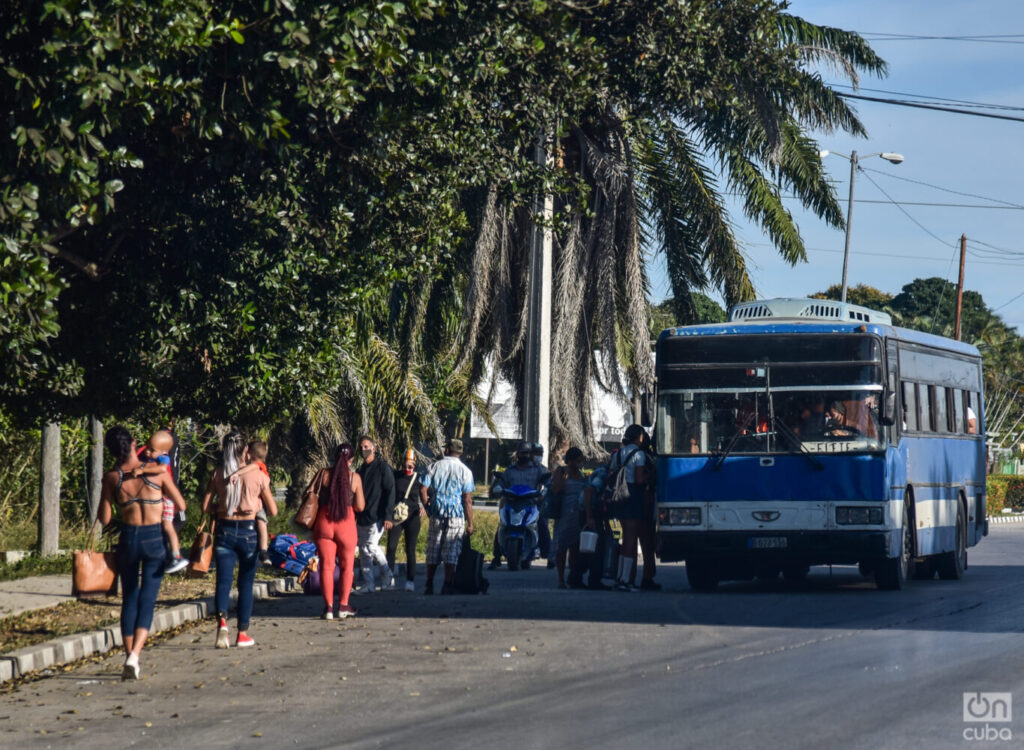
left=419, top=438, right=475, bottom=595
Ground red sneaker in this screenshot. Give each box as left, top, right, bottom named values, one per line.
left=236, top=633, right=255, bottom=648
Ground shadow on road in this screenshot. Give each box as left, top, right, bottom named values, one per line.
left=252, top=559, right=1024, bottom=636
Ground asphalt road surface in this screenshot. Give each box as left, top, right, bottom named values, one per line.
left=4, top=526, right=1024, bottom=749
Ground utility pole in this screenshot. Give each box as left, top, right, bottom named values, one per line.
left=954, top=233, right=966, bottom=341
left=522, top=135, right=553, bottom=461
left=840, top=150, right=858, bottom=304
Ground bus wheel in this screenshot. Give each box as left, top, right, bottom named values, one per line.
left=781, top=564, right=809, bottom=583
left=876, top=504, right=912, bottom=591
left=935, top=501, right=967, bottom=580
left=686, top=560, right=719, bottom=592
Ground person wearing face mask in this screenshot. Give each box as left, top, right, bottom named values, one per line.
left=489, top=441, right=547, bottom=569
left=386, top=449, right=424, bottom=592
left=354, top=436, right=396, bottom=592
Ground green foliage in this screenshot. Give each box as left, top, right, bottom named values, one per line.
left=986, top=475, right=1024, bottom=515
left=812, top=283, right=894, bottom=311
left=649, top=293, right=726, bottom=337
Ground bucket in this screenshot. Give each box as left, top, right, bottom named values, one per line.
left=579, top=530, right=599, bottom=554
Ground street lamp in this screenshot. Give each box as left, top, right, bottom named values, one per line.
left=820, top=149, right=905, bottom=303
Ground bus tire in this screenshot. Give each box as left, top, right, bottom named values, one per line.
left=781, top=564, right=809, bottom=583
left=935, top=500, right=967, bottom=580
left=686, top=560, right=719, bottom=592
left=912, top=560, right=936, bottom=580
left=876, top=503, right=912, bottom=591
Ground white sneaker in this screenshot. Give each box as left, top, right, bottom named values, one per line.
left=385, top=575, right=396, bottom=590
left=122, top=654, right=140, bottom=681
left=404, top=580, right=415, bottom=593
left=321, top=610, right=334, bottom=620
left=165, top=556, right=189, bottom=574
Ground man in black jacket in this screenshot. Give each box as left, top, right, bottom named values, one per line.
left=355, top=436, right=396, bottom=592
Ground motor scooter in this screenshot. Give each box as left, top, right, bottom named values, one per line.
left=497, top=484, right=541, bottom=571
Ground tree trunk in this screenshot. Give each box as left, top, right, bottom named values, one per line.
left=39, top=421, right=61, bottom=556
left=87, top=416, right=103, bottom=537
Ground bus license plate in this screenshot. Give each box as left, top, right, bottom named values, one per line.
left=750, top=537, right=787, bottom=549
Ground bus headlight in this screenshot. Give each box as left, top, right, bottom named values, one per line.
left=659, top=507, right=702, bottom=526
left=836, top=506, right=884, bottom=525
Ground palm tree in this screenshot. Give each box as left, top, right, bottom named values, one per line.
left=445, top=10, right=886, bottom=453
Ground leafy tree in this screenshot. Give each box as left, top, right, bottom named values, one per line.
left=812, top=283, right=893, bottom=310
left=649, top=293, right=727, bottom=338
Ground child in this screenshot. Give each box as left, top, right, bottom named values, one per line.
left=230, top=441, right=272, bottom=564
left=136, top=430, right=189, bottom=573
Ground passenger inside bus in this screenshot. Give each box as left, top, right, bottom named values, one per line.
left=824, top=401, right=858, bottom=437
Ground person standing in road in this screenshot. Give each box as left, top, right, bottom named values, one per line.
left=420, top=438, right=475, bottom=595
left=355, top=436, right=396, bottom=592
left=201, top=431, right=279, bottom=648
left=532, top=442, right=554, bottom=567
left=312, top=444, right=366, bottom=619
left=551, top=447, right=587, bottom=589
left=387, top=449, right=424, bottom=592
left=610, top=424, right=651, bottom=592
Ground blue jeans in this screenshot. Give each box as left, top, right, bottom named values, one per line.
left=116, top=524, right=166, bottom=637
left=214, top=522, right=259, bottom=630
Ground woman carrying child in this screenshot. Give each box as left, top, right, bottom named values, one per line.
left=311, top=444, right=366, bottom=619
left=201, top=431, right=278, bottom=648
left=98, top=426, right=188, bottom=680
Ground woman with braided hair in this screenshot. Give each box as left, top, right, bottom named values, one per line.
left=311, top=444, right=366, bottom=619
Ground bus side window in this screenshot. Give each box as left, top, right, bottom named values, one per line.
left=952, top=389, right=965, bottom=433
left=901, top=381, right=918, bottom=431
left=920, top=385, right=933, bottom=432
left=967, top=391, right=979, bottom=434
left=934, top=386, right=949, bottom=433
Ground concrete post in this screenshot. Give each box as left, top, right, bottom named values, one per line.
left=39, top=421, right=61, bottom=556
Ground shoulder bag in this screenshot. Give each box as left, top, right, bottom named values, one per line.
left=187, top=517, right=216, bottom=577
left=293, top=468, right=327, bottom=529
left=72, top=532, right=118, bottom=598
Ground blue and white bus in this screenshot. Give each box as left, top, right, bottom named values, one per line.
left=654, top=298, right=986, bottom=591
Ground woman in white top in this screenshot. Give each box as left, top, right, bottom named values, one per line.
left=610, top=424, right=650, bottom=591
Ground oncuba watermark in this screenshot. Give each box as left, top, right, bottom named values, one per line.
left=963, top=692, right=1012, bottom=742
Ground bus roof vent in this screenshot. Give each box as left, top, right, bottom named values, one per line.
left=729, top=298, right=892, bottom=325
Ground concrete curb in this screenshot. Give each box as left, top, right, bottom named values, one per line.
left=0, top=575, right=297, bottom=685
left=988, top=514, right=1024, bottom=525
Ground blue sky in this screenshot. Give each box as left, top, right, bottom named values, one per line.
left=649, top=0, right=1024, bottom=332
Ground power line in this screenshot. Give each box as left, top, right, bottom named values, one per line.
left=856, top=170, right=956, bottom=248
left=858, top=168, right=1024, bottom=209
left=858, top=32, right=1024, bottom=45
left=837, top=92, right=1024, bottom=123
left=831, top=84, right=1024, bottom=113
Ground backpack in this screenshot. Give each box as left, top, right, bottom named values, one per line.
left=601, top=447, right=636, bottom=511
left=268, top=533, right=318, bottom=577
left=454, top=535, right=488, bottom=594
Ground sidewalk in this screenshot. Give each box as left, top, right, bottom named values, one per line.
left=0, top=574, right=76, bottom=619
left=0, top=573, right=297, bottom=684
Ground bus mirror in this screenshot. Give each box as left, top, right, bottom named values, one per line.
left=881, top=391, right=897, bottom=426
left=640, top=392, right=655, bottom=428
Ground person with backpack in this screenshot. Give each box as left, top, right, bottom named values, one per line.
left=608, top=424, right=651, bottom=592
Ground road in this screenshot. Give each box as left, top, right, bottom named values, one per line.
left=3, top=526, right=1024, bottom=749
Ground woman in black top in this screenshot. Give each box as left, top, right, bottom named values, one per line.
left=386, top=449, right=424, bottom=592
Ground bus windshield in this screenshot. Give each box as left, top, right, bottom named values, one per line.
left=657, top=387, right=885, bottom=456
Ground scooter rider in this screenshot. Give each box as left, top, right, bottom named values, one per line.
left=490, top=442, right=547, bottom=569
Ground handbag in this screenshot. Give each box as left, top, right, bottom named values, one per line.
left=72, top=535, right=118, bottom=598
left=293, top=469, right=327, bottom=529
left=392, top=470, right=417, bottom=524
left=187, top=517, right=216, bottom=577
